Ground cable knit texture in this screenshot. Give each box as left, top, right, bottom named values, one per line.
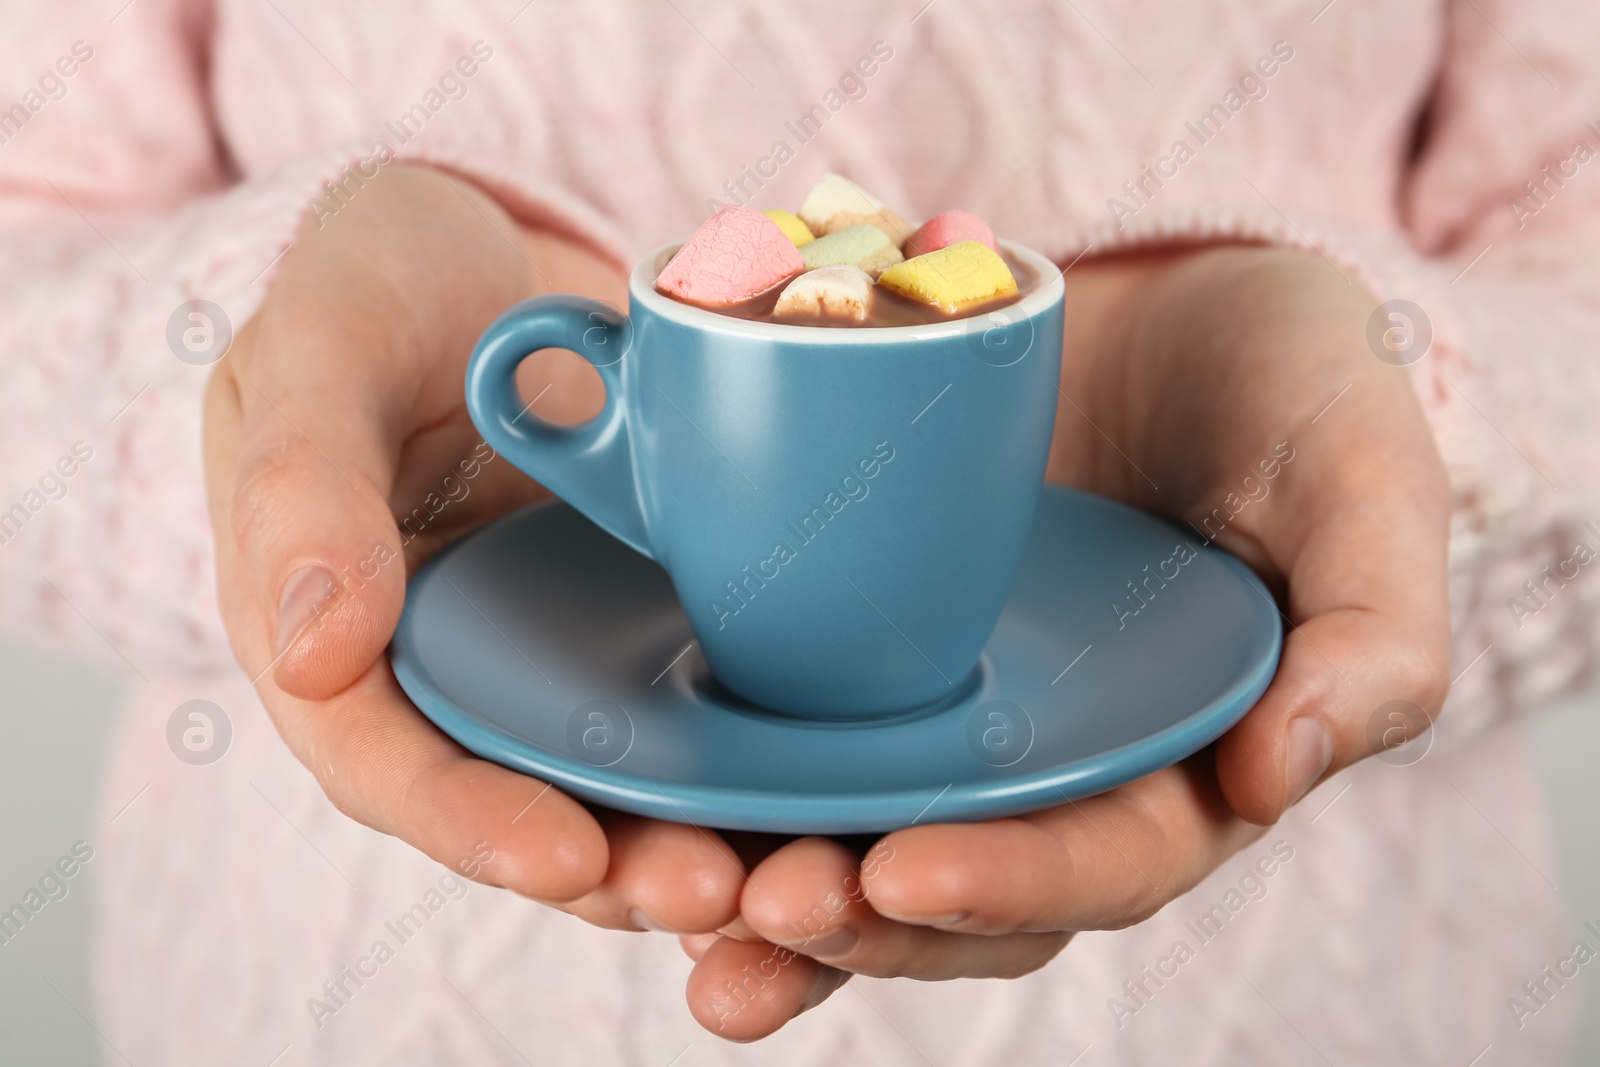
left=0, top=0, right=1594, bottom=1063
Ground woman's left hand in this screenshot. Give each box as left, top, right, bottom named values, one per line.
left=675, top=244, right=1453, bottom=1041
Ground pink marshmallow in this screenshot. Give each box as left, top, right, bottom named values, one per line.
left=902, top=210, right=997, bottom=259
left=655, top=205, right=805, bottom=305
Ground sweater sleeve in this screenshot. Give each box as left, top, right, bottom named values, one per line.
left=1398, top=0, right=1600, bottom=736
left=0, top=2, right=382, bottom=677
left=0, top=7, right=638, bottom=682
left=1045, top=1, right=1600, bottom=742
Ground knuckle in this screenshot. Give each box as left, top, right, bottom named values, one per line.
left=1104, top=799, right=1181, bottom=928
left=309, top=758, right=364, bottom=824
left=322, top=784, right=362, bottom=824
left=1393, top=639, right=1452, bottom=719
left=230, top=443, right=321, bottom=552
left=301, top=715, right=375, bottom=828
left=1109, top=889, right=1168, bottom=930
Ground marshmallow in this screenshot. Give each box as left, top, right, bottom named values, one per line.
left=800, top=223, right=904, bottom=278
left=876, top=240, right=1018, bottom=314
left=655, top=205, right=805, bottom=305
left=903, top=210, right=997, bottom=258
left=773, top=264, right=875, bottom=322
left=797, top=173, right=914, bottom=246
left=762, top=209, right=815, bottom=247
left=799, top=172, right=882, bottom=224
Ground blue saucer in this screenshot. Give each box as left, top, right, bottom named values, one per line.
left=390, top=487, right=1282, bottom=835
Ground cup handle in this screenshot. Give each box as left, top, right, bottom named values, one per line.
left=464, top=295, right=653, bottom=559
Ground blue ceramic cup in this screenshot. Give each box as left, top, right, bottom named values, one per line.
left=464, top=240, right=1065, bottom=719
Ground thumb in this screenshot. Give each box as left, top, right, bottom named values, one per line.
left=1210, top=399, right=1451, bottom=823
left=227, top=373, right=406, bottom=702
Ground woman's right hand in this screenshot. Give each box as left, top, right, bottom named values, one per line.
left=203, top=163, right=749, bottom=934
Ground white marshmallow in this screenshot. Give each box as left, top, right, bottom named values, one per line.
left=799, top=173, right=885, bottom=232
left=772, top=264, right=876, bottom=322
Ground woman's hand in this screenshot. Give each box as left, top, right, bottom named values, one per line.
left=679, top=245, right=1453, bottom=1040
left=203, top=164, right=747, bottom=935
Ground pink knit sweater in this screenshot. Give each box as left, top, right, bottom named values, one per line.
left=3, top=1, right=1598, bottom=1063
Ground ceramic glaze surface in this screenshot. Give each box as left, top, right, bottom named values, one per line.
left=391, top=489, right=1282, bottom=834
left=465, top=240, right=1066, bottom=718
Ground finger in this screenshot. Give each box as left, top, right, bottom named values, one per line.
left=270, top=656, right=746, bottom=926
left=205, top=296, right=417, bottom=699
left=207, top=346, right=615, bottom=908
left=206, top=341, right=602, bottom=906
left=547, top=810, right=745, bottom=934
left=211, top=194, right=525, bottom=701
left=740, top=836, right=1070, bottom=980
left=233, top=406, right=406, bottom=699
left=679, top=932, right=722, bottom=961
left=1211, top=378, right=1452, bottom=823
left=213, top=386, right=741, bottom=923
left=702, top=830, right=797, bottom=942
left=684, top=935, right=849, bottom=1042
left=261, top=655, right=608, bottom=902
left=713, top=916, right=765, bottom=942
left=860, top=765, right=1261, bottom=937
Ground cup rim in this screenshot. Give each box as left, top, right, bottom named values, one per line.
left=628, top=237, right=1066, bottom=343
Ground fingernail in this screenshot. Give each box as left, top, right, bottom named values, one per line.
left=877, top=908, right=968, bottom=927
left=792, top=927, right=856, bottom=958
left=1285, top=717, right=1334, bottom=807
left=628, top=908, right=680, bottom=933
left=276, top=566, right=337, bottom=656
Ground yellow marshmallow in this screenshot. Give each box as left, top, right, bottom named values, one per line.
left=762, top=209, right=815, bottom=247
left=876, top=241, right=1018, bottom=314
